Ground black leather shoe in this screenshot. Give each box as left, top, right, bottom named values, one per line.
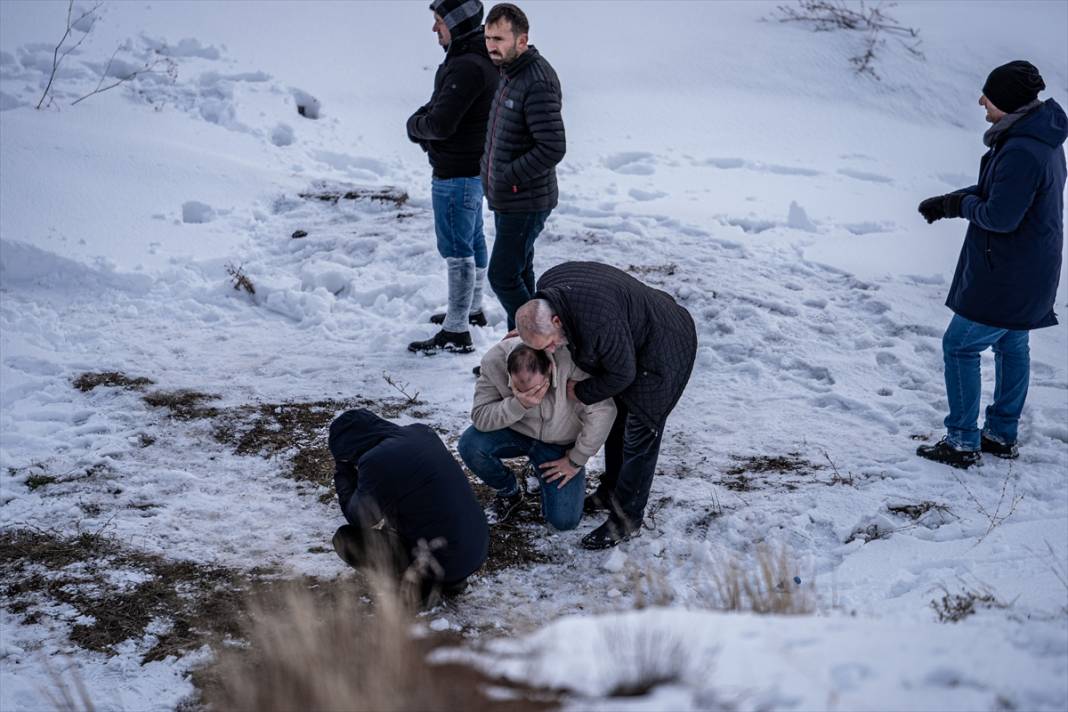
left=981, top=434, right=1019, bottom=459
left=407, top=329, right=473, bottom=354
left=430, top=310, right=487, bottom=327
left=580, top=515, right=640, bottom=550
left=583, top=490, right=611, bottom=515
left=916, top=437, right=980, bottom=469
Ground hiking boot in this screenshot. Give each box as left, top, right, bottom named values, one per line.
left=981, top=434, right=1019, bottom=459
left=430, top=310, right=487, bottom=328
left=407, top=329, right=473, bottom=354
left=916, top=437, right=980, bottom=469
left=580, top=514, right=641, bottom=550
left=332, top=525, right=364, bottom=568
left=489, top=490, right=524, bottom=524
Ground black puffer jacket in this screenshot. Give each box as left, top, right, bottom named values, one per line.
left=535, top=262, right=698, bottom=433
left=480, top=46, right=565, bottom=212
left=407, top=29, right=498, bottom=180
left=328, top=409, right=488, bottom=584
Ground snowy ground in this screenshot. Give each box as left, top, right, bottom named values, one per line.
left=2, top=1, right=1067, bottom=710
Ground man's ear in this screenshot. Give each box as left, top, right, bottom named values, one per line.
left=518, top=33, right=529, bottom=50
left=551, top=315, right=562, bottom=329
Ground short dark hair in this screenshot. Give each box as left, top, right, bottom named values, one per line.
left=486, top=3, right=529, bottom=36
left=507, top=344, right=550, bottom=376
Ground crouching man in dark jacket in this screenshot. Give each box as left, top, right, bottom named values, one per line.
left=516, top=262, right=698, bottom=549
left=917, top=61, right=1065, bottom=468
left=328, top=409, right=489, bottom=603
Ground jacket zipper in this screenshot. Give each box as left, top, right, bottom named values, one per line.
left=486, top=75, right=509, bottom=189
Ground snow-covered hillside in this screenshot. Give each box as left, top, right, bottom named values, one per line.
left=1, top=1, right=1066, bottom=710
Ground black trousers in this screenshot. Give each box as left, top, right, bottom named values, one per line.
left=487, top=209, right=551, bottom=330
left=596, top=400, right=664, bottom=524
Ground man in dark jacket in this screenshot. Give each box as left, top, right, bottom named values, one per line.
left=481, top=3, right=566, bottom=330
left=328, top=409, right=489, bottom=602
left=917, top=60, right=1065, bottom=468
left=407, top=0, right=499, bottom=355
left=516, top=262, right=698, bottom=549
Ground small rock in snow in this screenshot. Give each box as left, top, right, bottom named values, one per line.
left=181, top=201, right=215, bottom=224
left=602, top=549, right=627, bottom=573
left=787, top=200, right=818, bottom=232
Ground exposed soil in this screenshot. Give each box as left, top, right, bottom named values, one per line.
left=73, top=371, right=155, bottom=392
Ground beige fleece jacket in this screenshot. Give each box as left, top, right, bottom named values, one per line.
left=471, top=337, right=617, bottom=466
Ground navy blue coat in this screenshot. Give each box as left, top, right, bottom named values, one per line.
left=328, top=409, right=488, bottom=584
left=948, top=98, right=1067, bottom=330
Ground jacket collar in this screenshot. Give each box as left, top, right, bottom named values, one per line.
left=502, top=45, right=539, bottom=78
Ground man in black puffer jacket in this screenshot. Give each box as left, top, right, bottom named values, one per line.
left=329, top=409, right=489, bottom=604
left=407, top=0, right=499, bottom=355
left=481, top=3, right=566, bottom=329
left=516, top=262, right=698, bottom=549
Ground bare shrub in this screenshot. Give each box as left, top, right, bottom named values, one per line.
left=930, top=583, right=1008, bottom=623
left=225, top=263, right=256, bottom=295
left=949, top=463, right=1023, bottom=544
left=707, top=544, right=814, bottom=614
left=772, top=0, right=924, bottom=80
left=36, top=1, right=103, bottom=110
left=71, top=43, right=178, bottom=107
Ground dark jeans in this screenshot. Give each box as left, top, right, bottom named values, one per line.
left=488, top=209, right=551, bottom=329
left=596, top=400, right=664, bottom=524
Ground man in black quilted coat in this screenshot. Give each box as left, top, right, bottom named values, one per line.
left=480, top=3, right=566, bottom=329
left=406, top=0, right=499, bottom=355
left=516, top=262, right=698, bottom=549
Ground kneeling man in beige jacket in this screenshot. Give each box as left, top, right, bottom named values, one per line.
left=458, top=337, right=616, bottom=529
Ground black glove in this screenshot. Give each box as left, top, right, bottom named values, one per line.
left=942, top=192, right=964, bottom=219
left=918, top=195, right=946, bottom=224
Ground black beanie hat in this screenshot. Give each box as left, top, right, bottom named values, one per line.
left=983, top=60, right=1045, bottom=113
left=429, top=0, right=484, bottom=40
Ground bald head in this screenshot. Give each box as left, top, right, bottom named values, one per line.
left=516, top=299, right=568, bottom=354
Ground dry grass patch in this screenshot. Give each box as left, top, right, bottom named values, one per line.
left=706, top=544, right=813, bottom=614
left=0, top=528, right=255, bottom=662
left=200, top=575, right=551, bottom=712
left=72, top=371, right=154, bottom=392
left=930, top=583, right=1009, bottom=623
left=142, top=389, right=221, bottom=420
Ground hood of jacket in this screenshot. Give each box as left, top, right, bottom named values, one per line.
left=1003, top=98, right=1068, bottom=149
left=328, top=409, right=402, bottom=463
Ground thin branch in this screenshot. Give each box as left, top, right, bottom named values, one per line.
left=70, top=55, right=175, bottom=106
left=36, top=0, right=104, bottom=110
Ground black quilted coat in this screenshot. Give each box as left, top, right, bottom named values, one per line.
left=535, top=262, right=698, bottom=433
left=406, top=29, right=498, bottom=180
left=480, top=46, right=565, bottom=212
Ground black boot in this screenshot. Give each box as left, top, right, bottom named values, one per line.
left=583, top=489, right=612, bottom=515
left=916, top=437, right=980, bottom=469
left=981, top=434, right=1019, bottom=459
left=489, top=490, right=524, bottom=524
left=430, top=310, right=487, bottom=327
left=407, top=329, right=473, bottom=354
left=580, top=514, right=641, bottom=550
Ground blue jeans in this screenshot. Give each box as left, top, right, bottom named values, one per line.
left=457, top=425, right=584, bottom=531
left=942, top=313, right=1030, bottom=450
left=488, top=210, right=551, bottom=329
left=432, top=177, right=487, bottom=266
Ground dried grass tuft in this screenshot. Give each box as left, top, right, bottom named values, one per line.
left=707, top=543, right=813, bottom=615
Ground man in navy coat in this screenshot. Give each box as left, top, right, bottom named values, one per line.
left=917, top=61, right=1065, bottom=468
left=328, top=409, right=488, bottom=601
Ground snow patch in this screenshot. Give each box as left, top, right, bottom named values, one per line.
left=181, top=201, right=216, bottom=224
